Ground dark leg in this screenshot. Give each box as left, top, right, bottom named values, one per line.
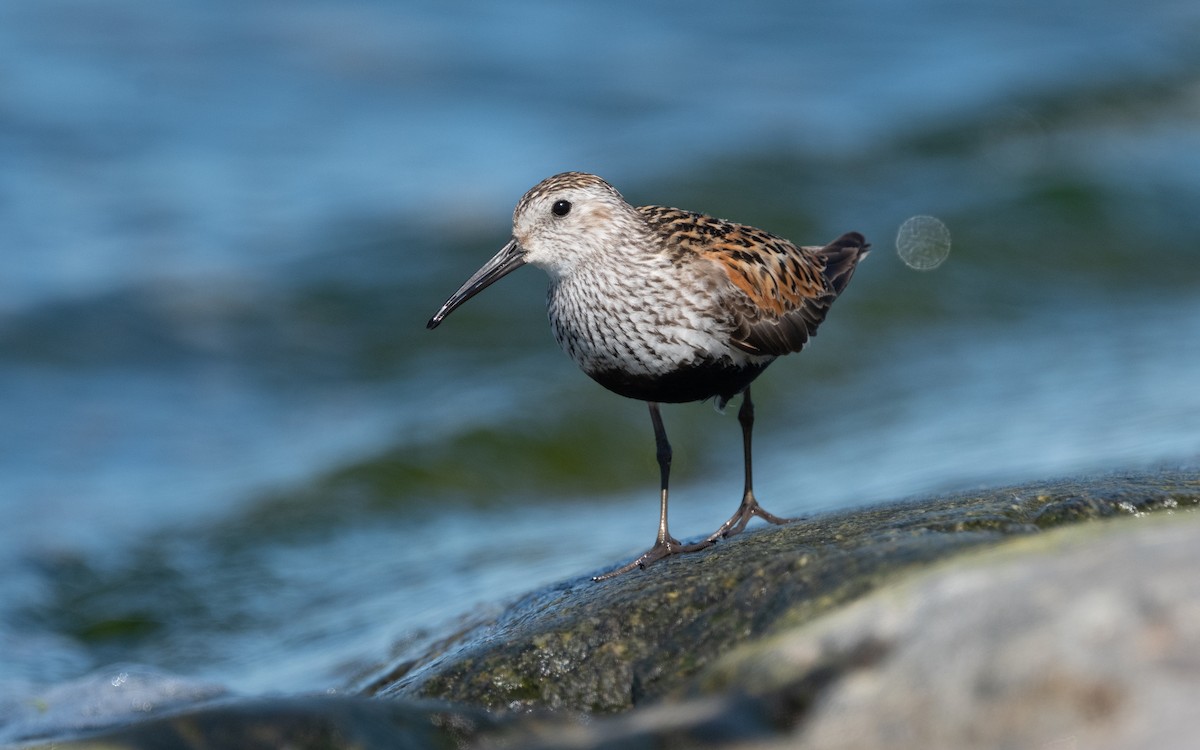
left=593, top=403, right=712, bottom=580
left=706, top=387, right=790, bottom=543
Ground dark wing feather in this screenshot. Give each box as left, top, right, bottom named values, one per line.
left=640, top=203, right=869, bottom=357
left=733, top=231, right=870, bottom=356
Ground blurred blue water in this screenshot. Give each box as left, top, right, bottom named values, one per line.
left=1, top=0, right=1199, bottom=737
left=4, top=0, right=1194, bottom=308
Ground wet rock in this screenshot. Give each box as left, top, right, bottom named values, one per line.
left=478, top=510, right=1200, bottom=750
left=19, top=696, right=495, bottom=750
left=695, top=513, right=1200, bottom=750
left=371, top=471, right=1199, bottom=713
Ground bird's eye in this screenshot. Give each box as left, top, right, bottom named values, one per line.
left=551, top=199, right=572, bottom=217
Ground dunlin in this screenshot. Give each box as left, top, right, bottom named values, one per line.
left=428, top=172, right=869, bottom=579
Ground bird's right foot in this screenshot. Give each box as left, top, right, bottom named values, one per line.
left=706, top=492, right=791, bottom=543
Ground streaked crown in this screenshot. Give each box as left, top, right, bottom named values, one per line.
left=510, top=172, right=646, bottom=278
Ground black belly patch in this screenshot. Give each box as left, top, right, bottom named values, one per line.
left=586, top=361, right=770, bottom=404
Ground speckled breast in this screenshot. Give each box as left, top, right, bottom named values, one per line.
left=545, top=270, right=772, bottom=405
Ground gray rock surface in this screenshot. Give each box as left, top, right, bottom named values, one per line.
left=371, top=471, right=1199, bottom=713
left=699, top=512, right=1200, bottom=750
left=479, top=510, right=1200, bottom=749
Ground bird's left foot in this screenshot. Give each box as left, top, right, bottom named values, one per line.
left=592, top=535, right=712, bottom=581
left=706, top=493, right=791, bottom=543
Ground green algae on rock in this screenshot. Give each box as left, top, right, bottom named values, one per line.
left=370, top=471, right=1199, bottom=713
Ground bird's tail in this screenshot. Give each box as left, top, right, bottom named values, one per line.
left=819, top=232, right=871, bottom=296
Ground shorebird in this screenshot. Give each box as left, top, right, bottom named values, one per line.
left=428, top=172, right=869, bottom=579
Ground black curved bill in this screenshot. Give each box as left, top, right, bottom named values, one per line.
left=427, top=239, right=526, bottom=329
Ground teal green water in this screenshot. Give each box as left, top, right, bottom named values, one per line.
left=1, top=0, right=1199, bottom=741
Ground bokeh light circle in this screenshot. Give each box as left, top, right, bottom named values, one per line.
left=896, top=215, right=951, bottom=271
